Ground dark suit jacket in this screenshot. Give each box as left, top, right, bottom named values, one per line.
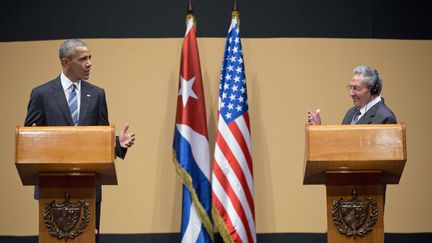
left=341, top=98, right=397, bottom=125
left=25, top=76, right=127, bottom=201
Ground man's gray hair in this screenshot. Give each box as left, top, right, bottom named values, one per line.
left=59, top=39, right=87, bottom=59
left=353, top=65, right=382, bottom=95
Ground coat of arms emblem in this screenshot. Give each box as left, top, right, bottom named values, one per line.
left=331, top=189, right=378, bottom=238
left=43, top=192, right=90, bottom=240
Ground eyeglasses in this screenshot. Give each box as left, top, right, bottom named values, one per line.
left=346, top=85, right=366, bottom=93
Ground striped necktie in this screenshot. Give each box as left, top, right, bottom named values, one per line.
left=68, top=84, right=79, bottom=126
left=351, top=110, right=361, bottom=124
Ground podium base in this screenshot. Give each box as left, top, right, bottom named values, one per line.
left=326, top=171, right=384, bottom=243
left=38, top=173, right=96, bottom=243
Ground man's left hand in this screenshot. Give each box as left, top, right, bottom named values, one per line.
left=119, top=124, right=135, bottom=148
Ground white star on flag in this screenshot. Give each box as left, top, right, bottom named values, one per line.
left=178, top=76, right=198, bottom=107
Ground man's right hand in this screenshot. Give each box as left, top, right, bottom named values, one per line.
left=119, top=124, right=135, bottom=148
left=307, top=109, right=321, bottom=125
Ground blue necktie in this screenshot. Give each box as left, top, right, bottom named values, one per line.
left=351, top=110, right=361, bottom=124
left=68, top=84, right=79, bottom=126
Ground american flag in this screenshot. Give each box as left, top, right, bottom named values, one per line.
left=212, top=15, right=256, bottom=243
left=173, top=16, right=213, bottom=243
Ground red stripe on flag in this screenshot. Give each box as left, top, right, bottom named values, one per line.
left=229, top=117, right=254, bottom=184
left=212, top=191, right=242, bottom=242
left=243, top=113, right=250, bottom=131
left=213, top=162, right=254, bottom=243
left=216, top=131, right=255, bottom=219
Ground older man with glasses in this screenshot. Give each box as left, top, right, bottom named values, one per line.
left=307, top=65, right=397, bottom=125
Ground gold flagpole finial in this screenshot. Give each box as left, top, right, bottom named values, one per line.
left=232, top=0, right=240, bottom=28
left=186, top=0, right=196, bottom=27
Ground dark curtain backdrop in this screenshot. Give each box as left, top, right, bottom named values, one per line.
left=1, top=0, right=432, bottom=41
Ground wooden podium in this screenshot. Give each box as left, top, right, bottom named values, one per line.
left=15, top=126, right=117, bottom=243
left=304, top=124, right=406, bottom=243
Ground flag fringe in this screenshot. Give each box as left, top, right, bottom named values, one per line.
left=172, top=150, right=214, bottom=241
left=212, top=206, right=234, bottom=243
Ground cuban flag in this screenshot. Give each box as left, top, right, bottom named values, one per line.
left=172, top=16, right=213, bottom=243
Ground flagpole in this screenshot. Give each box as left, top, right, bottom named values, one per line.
left=232, top=0, right=240, bottom=28
left=186, top=0, right=196, bottom=27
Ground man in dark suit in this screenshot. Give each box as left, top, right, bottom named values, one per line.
left=24, top=39, right=135, bottom=241
left=307, top=65, right=396, bottom=125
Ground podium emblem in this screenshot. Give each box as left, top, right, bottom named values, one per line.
left=331, top=189, right=378, bottom=238
left=44, top=192, right=90, bottom=240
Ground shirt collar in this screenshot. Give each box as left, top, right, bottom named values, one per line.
left=359, top=96, right=381, bottom=115
left=60, top=72, right=81, bottom=92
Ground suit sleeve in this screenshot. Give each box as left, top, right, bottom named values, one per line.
left=24, top=88, right=46, bottom=126
left=374, top=109, right=397, bottom=124
left=115, top=138, right=127, bottom=159
left=25, top=88, right=45, bottom=200
left=97, top=89, right=110, bottom=126
left=381, top=117, right=397, bottom=124
left=98, top=89, right=128, bottom=159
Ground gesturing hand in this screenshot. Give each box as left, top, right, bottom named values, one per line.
left=307, top=109, right=322, bottom=125
left=119, top=124, right=136, bottom=148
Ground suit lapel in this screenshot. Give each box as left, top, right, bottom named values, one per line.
left=357, top=101, right=383, bottom=124
left=343, top=108, right=357, bottom=124
left=79, top=81, right=92, bottom=125
left=49, top=77, right=74, bottom=125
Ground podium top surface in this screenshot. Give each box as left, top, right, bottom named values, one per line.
left=303, top=124, right=407, bottom=185
left=15, top=126, right=117, bottom=185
